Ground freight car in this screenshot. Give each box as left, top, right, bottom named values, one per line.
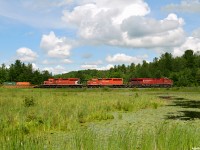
left=16, top=82, right=31, bottom=86
left=3, top=82, right=32, bottom=88
left=128, top=78, right=173, bottom=88
left=87, top=78, right=125, bottom=88
left=38, top=78, right=82, bottom=88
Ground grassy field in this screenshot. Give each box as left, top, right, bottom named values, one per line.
left=0, top=87, right=200, bottom=149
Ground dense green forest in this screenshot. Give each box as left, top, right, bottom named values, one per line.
left=0, top=50, right=200, bottom=86
left=55, top=50, right=200, bottom=87
left=0, top=60, right=51, bottom=85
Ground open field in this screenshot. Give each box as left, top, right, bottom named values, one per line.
left=0, top=87, right=200, bottom=149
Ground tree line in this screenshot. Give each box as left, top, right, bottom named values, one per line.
left=0, top=60, right=51, bottom=85
left=1, top=50, right=199, bottom=86
left=56, top=50, right=200, bottom=87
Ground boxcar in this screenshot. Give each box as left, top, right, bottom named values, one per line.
left=129, top=78, right=173, bottom=88
left=16, top=82, right=31, bottom=86
left=3, top=82, right=16, bottom=86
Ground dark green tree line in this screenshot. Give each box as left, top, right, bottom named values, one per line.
left=0, top=60, right=52, bottom=85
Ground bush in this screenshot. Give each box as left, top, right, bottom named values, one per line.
left=23, top=96, right=35, bottom=107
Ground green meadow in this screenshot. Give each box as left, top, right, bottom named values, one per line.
left=0, top=87, right=200, bottom=149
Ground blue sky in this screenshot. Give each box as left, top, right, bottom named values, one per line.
left=0, top=0, right=200, bottom=74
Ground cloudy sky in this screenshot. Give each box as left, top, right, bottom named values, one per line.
left=0, top=0, right=200, bottom=74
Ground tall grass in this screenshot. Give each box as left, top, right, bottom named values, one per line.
left=0, top=88, right=164, bottom=131
left=0, top=88, right=199, bottom=149
left=2, top=121, right=198, bottom=150
left=65, top=121, right=200, bottom=150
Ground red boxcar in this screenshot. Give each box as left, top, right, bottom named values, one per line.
left=87, top=78, right=124, bottom=88
left=129, top=78, right=173, bottom=88
left=42, top=78, right=82, bottom=88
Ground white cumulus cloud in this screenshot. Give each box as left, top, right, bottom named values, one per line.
left=173, top=36, right=200, bottom=56
left=43, top=65, right=67, bottom=74
left=106, top=53, right=148, bottom=64
left=62, top=1, right=186, bottom=49
left=81, top=64, right=98, bottom=70
left=16, top=47, right=38, bottom=62
left=120, top=13, right=185, bottom=48
left=121, top=13, right=184, bottom=38
left=98, top=64, right=114, bottom=70
left=80, top=63, right=114, bottom=70
left=163, top=0, right=200, bottom=13
left=31, top=63, right=38, bottom=70
left=62, top=59, right=72, bottom=64
left=40, top=31, right=72, bottom=58
left=62, top=0, right=150, bottom=45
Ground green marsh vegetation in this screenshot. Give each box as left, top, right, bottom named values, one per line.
left=0, top=88, right=200, bottom=149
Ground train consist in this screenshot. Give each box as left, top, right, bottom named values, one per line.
left=36, top=77, right=173, bottom=88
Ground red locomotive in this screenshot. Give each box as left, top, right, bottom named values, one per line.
left=129, top=78, right=173, bottom=88
left=41, top=78, right=82, bottom=88
left=87, top=78, right=124, bottom=88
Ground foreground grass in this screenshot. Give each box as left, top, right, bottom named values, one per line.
left=0, top=87, right=200, bottom=149
left=0, top=88, right=164, bottom=131
left=1, top=121, right=200, bottom=150
left=67, top=121, right=200, bottom=150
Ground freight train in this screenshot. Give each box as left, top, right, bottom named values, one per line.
left=36, top=77, right=173, bottom=88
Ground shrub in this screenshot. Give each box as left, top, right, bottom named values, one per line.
left=152, top=102, right=158, bottom=109
left=23, top=96, right=35, bottom=107
left=135, top=93, right=139, bottom=98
